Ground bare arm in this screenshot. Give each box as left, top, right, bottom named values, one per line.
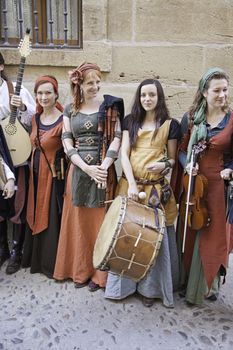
left=147, top=139, right=177, bottom=174
left=121, top=130, right=139, bottom=200
left=167, top=138, right=177, bottom=167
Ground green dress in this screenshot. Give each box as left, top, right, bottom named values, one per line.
left=69, top=110, right=105, bottom=207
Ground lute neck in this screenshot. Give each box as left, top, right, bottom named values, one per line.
left=9, top=56, right=26, bottom=124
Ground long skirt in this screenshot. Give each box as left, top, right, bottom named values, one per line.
left=22, top=182, right=61, bottom=278
left=0, top=165, right=29, bottom=223
left=104, top=225, right=179, bottom=308
left=184, top=233, right=220, bottom=305
left=53, top=164, right=107, bottom=287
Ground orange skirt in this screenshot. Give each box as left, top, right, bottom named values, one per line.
left=53, top=164, right=107, bottom=287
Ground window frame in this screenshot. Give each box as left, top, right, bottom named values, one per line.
left=0, top=0, right=83, bottom=49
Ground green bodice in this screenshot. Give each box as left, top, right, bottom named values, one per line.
left=71, top=112, right=105, bottom=207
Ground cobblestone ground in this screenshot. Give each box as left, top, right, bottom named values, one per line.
left=0, top=255, right=232, bottom=350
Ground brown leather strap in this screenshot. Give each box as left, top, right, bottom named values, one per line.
left=122, top=173, right=165, bottom=186
left=6, top=80, right=14, bottom=95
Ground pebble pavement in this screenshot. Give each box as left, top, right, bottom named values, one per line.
left=0, top=255, right=232, bottom=350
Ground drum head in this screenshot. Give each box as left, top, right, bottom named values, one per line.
left=93, top=196, right=123, bottom=268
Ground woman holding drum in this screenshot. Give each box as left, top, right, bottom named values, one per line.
left=104, top=79, right=180, bottom=307
left=53, top=62, right=124, bottom=291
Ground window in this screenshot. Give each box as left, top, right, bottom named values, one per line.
left=0, top=0, right=82, bottom=49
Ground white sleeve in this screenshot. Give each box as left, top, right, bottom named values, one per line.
left=14, top=83, right=36, bottom=127
left=2, top=161, right=15, bottom=181
left=0, top=81, right=11, bottom=120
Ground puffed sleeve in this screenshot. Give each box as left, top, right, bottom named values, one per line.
left=63, top=104, right=72, bottom=118
left=3, top=160, right=15, bottom=181
left=122, top=114, right=131, bottom=131
left=168, top=118, right=181, bottom=140
left=17, top=85, right=36, bottom=127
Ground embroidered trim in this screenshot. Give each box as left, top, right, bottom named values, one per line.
left=85, top=137, right=95, bottom=145
left=84, top=154, right=94, bottom=164
left=106, top=149, right=118, bottom=160
left=67, top=148, right=77, bottom=158
left=61, top=131, right=73, bottom=140
left=84, top=120, right=93, bottom=130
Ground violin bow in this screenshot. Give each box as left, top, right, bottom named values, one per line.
left=182, top=148, right=195, bottom=253
left=182, top=141, right=207, bottom=252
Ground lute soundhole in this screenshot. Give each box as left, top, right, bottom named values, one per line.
left=4, top=123, right=17, bottom=135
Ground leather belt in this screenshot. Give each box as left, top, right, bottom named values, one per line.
left=122, top=173, right=165, bottom=186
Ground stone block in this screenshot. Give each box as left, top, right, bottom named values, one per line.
left=83, top=0, right=107, bottom=41
left=107, top=45, right=204, bottom=85
left=1, top=42, right=112, bottom=71
left=107, top=0, right=132, bottom=41
left=205, top=46, right=233, bottom=78
left=136, top=0, right=233, bottom=44
left=165, top=85, right=197, bottom=120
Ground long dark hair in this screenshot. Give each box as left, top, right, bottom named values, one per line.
left=128, top=79, right=170, bottom=146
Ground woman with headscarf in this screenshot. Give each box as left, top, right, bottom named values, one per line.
left=21, top=75, right=66, bottom=278
left=176, top=67, right=233, bottom=305
left=53, top=62, right=124, bottom=291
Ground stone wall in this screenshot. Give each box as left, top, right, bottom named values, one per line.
left=1, top=0, right=233, bottom=118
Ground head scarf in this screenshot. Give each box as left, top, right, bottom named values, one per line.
left=186, top=67, right=226, bottom=163
left=34, top=75, right=63, bottom=114
left=68, top=62, right=101, bottom=85
left=68, top=62, right=101, bottom=111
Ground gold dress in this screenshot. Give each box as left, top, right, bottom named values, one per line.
left=105, top=118, right=180, bottom=307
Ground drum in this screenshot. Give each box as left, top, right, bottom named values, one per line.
left=93, top=196, right=165, bottom=282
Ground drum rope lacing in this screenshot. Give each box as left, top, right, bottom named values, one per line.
left=99, top=197, right=166, bottom=280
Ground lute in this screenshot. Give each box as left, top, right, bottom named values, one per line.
left=1, top=28, right=32, bottom=166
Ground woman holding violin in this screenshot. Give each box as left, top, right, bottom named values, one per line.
left=176, top=67, right=233, bottom=305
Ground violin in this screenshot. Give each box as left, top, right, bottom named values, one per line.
left=180, top=142, right=210, bottom=252
left=181, top=172, right=210, bottom=230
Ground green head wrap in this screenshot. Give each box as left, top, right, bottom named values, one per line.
left=186, top=67, right=226, bottom=163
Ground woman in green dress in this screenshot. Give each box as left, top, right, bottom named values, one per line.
left=54, top=62, right=124, bottom=291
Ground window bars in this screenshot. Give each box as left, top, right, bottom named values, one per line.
left=0, top=0, right=82, bottom=49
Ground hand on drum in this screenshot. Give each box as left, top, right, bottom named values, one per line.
left=128, top=183, right=139, bottom=201
left=85, top=165, right=107, bottom=185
